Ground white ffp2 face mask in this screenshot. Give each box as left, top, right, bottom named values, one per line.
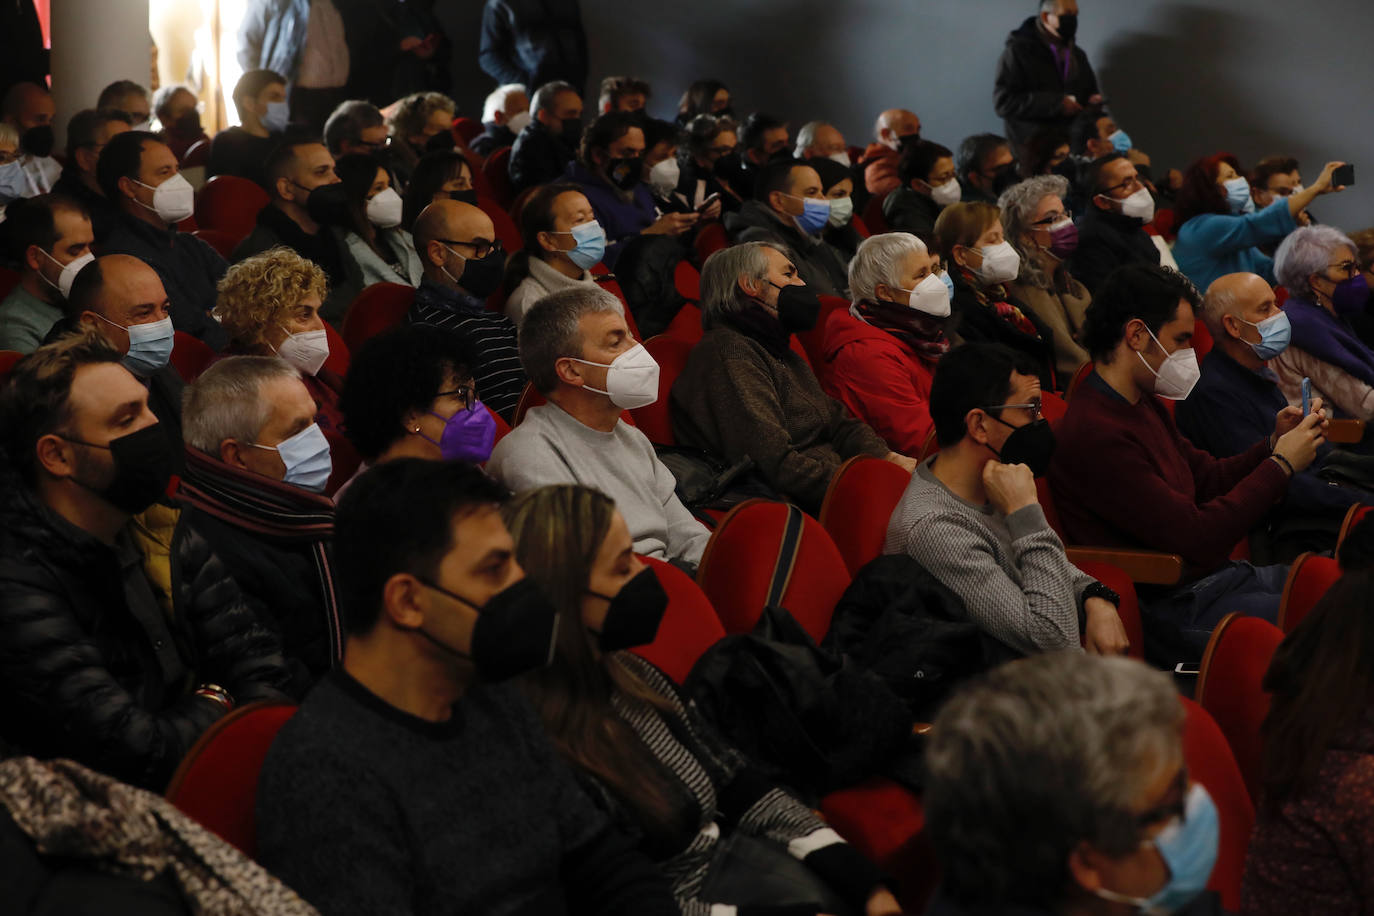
left=569, top=341, right=661, bottom=409
left=1109, top=186, right=1156, bottom=222
left=970, top=241, right=1021, bottom=285
left=1137, top=326, right=1200, bottom=400
left=899, top=272, right=952, bottom=318
left=366, top=187, right=404, bottom=228
left=930, top=178, right=962, bottom=206
left=40, top=249, right=94, bottom=299
left=506, top=110, right=532, bottom=134
left=648, top=157, right=681, bottom=198
left=274, top=327, right=330, bottom=377
left=133, top=172, right=195, bottom=224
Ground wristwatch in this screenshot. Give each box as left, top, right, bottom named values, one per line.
left=1082, top=581, right=1121, bottom=608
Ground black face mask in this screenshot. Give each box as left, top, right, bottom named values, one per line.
left=450, top=246, right=506, bottom=299
left=171, top=111, right=203, bottom=137
left=63, top=423, right=175, bottom=515
left=605, top=155, right=642, bottom=191
left=301, top=181, right=352, bottom=226
left=587, top=568, right=668, bottom=652
left=988, top=415, right=1057, bottom=478
left=449, top=189, right=479, bottom=206
left=716, top=106, right=735, bottom=119
left=766, top=147, right=793, bottom=164
left=898, top=132, right=922, bottom=151
left=425, top=130, right=457, bottom=153
left=560, top=117, right=583, bottom=146
left=21, top=124, right=54, bottom=159
left=768, top=280, right=821, bottom=334
left=416, top=577, right=560, bottom=682
left=1055, top=13, right=1079, bottom=41
left=713, top=151, right=742, bottom=179
left=991, top=162, right=1021, bottom=196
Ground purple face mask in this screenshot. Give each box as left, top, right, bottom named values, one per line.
left=1331, top=273, right=1371, bottom=316
left=420, top=400, right=497, bottom=464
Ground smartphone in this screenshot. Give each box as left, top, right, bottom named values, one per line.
left=1174, top=662, right=1200, bottom=677
left=695, top=192, right=722, bottom=213
left=1301, top=377, right=1312, bottom=415
left=1333, top=164, right=1356, bottom=187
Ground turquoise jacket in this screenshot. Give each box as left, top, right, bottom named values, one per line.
left=1172, top=198, right=1297, bottom=292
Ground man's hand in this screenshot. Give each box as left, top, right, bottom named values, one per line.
left=1087, top=94, right=1105, bottom=106
left=1273, top=409, right=1327, bottom=473
left=1273, top=404, right=1305, bottom=440
left=1061, top=95, right=1084, bottom=115
left=699, top=198, right=723, bottom=221
left=643, top=212, right=699, bottom=236
left=1083, top=598, right=1130, bottom=656
left=1313, top=160, right=1348, bottom=195
left=982, top=461, right=1038, bottom=516
left=865, top=887, right=903, bottom=916
left=886, top=452, right=917, bottom=473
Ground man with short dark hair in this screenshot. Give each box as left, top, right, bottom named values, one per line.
left=471, top=83, right=529, bottom=157
left=208, top=68, right=289, bottom=184
left=409, top=199, right=527, bottom=421
left=729, top=111, right=789, bottom=196
left=886, top=342, right=1128, bottom=656
left=232, top=135, right=364, bottom=326
left=1069, top=153, right=1162, bottom=295
left=322, top=99, right=388, bottom=158
left=0, top=195, right=93, bottom=352
left=957, top=133, right=1019, bottom=205
left=2, top=81, right=60, bottom=196
left=884, top=139, right=958, bottom=242
left=97, top=80, right=151, bottom=129
left=52, top=108, right=131, bottom=237
left=0, top=329, right=291, bottom=788
left=1251, top=155, right=1314, bottom=233
left=725, top=158, right=849, bottom=296
left=509, top=80, right=583, bottom=192
left=256, top=458, right=677, bottom=916
left=97, top=130, right=228, bottom=347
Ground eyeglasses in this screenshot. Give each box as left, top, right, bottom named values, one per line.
left=439, top=238, right=504, bottom=260
left=1099, top=175, right=1143, bottom=196
left=436, top=385, right=477, bottom=413
left=1328, top=259, right=1359, bottom=276
left=357, top=137, right=393, bottom=152
left=1031, top=209, right=1072, bottom=227
left=982, top=399, right=1043, bottom=421
left=1133, top=768, right=1189, bottom=831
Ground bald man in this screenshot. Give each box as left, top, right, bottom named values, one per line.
left=860, top=108, right=921, bottom=196
left=2, top=81, right=61, bottom=196
left=1177, top=272, right=1367, bottom=557
left=407, top=199, right=528, bottom=421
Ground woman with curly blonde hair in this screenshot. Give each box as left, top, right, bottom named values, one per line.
left=213, top=247, right=344, bottom=432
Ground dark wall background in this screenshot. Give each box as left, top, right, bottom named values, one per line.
left=443, top=0, right=1373, bottom=230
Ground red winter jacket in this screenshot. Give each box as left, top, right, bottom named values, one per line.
left=821, top=308, right=938, bottom=455
left=861, top=143, right=900, bottom=197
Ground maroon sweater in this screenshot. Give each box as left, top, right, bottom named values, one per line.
left=1048, top=372, right=1288, bottom=573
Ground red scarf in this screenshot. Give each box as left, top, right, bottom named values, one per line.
left=851, top=299, right=950, bottom=360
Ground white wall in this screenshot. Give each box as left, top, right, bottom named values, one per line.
left=51, top=0, right=151, bottom=147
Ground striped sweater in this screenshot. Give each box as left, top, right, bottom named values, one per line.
left=408, top=278, right=528, bottom=422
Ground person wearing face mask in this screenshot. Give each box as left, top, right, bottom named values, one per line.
left=725, top=160, right=850, bottom=298
left=510, top=80, right=585, bottom=193
left=180, top=356, right=339, bottom=696
left=0, top=122, right=25, bottom=215
left=0, top=195, right=95, bottom=353
left=0, top=329, right=293, bottom=789
left=1, top=82, right=61, bottom=197
left=488, top=287, right=710, bottom=571
left=400, top=149, right=478, bottom=230
left=925, top=652, right=1221, bottom=916
left=1052, top=264, right=1326, bottom=657
left=1177, top=273, right=1371, bottom=562
left=150, top=85, right=210, bottom=165
left=503, top=183, right=608, bottom=325
left=957, top=133, right=1021, bottom=206
left=1070, top=153, right=1165, bottom=295
left=993, top=0, right=1102, bottom=169
left=566, top=112, right=697, bottom=269
left=505, top=484, right=902, bottom=916
left=472, top=83, right=530, bottom=157
left=640, top=117, right=700, bottom=216
left=884, top=140, right=959, bottom=243
left=887, top=343, right=1129, bottom=656
left=675, top=113, right=743, bottom=212
left=999, top=175, right=1093, bottom=380
left=859, top=107, right=921, bottom=197
left=409, top=198, right=528, bottom=421
left=332, top=152, right=423, bottom=286
left=232, top=136, right=366, bottom=325
left=97, top=131, right=228, bottom=349
left=213, top=249, right=346, bottom=436
left=207, top=69, right=289, bottom=186
left=729, top=112, right=791, bottom=200
left=821, top=233, right=953, bottom=455
left=385, top=91, right=459, bottom=188
left=673, top=242, right=914, bottom=514
left=1172, top=153, right=1345, bottom=293
left=256, top=458, right=678, bottom=916
left=1270, top=226, right=1374, bottom=423
left=934, top=201, right=1057, bottom=390
left=809, top=156, right=863, bottom=264
left=51, top=109, right=132, bottom=240
left=675, top=78, right=732, bottom=126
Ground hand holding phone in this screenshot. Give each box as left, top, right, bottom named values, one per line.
left=696, top=192, right=722, bottom=213
left=1332, top=164, right=1356, bottom=187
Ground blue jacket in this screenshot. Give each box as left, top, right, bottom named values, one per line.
left=1172, top=199, right=1297, bottom=293
left=478, top=0, right=587, bottom=92
left=237, top=0, right=310, bottom=83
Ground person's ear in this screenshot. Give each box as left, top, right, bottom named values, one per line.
left=116, top=174, right=140, bottom=202
left=1220, top=313, right=1245, bottom=342
left=1124, top=317, right=1150, bottom=353
left=554, top=356, right=586, bottom=387
left=951, top=244, right=972, bottom=270
left=874, top=282, right=898, bottom=303
left=1066, top=842, right=1106, bottom=895
left=274, top=175, right=295, bottom=203
left=23, top=243, right=46, bottom=273
left=738, top=273, right=762, bottom=299
left=767, top=189, right=788, bottom=213
left=34, top=433, right=77, bottom=479
left=426, top=239, right=448, bottom=268
left=536, top=229, right=561, bottom=254
left=219, top=438, right=250, bottom=470
left=381, top=573, right=429, bottom=630
left=965, top=408, right=991, bottom=446
left=1092, top=192, right=1111, bottom=212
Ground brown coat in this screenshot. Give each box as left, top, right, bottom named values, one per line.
left=1005, top=271, right=1092, bottom=382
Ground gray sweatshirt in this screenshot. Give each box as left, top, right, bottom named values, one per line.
left=884, top=457, right=1092, bottom=655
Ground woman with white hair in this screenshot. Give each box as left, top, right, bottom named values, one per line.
left=999, top=175, right=1093, bottom=380
left=1272, top=225, right=1374, bottom=420
left=821, top=232, right=953, bottom=454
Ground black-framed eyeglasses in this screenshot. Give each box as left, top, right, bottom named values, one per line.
left=439, top=238, right=504, bottom=260
left=357, top=137, right=393, bottom=152
left=1133, top=767, right=1189, bottom=830
left=435, top=385, right=477, bottom=413
left=982, top=399, right=1043, bottom=422
left=1031, top=209, right=1072, bottom=227
left=1099, top=175, right=1142, bottom=196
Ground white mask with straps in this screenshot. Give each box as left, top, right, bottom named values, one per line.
left=1137, top=325, right=1200, bottom=400
left=568, top=342, right=660, bottom=409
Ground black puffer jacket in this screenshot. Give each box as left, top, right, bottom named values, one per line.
left=0, top=463, right=291, bottom=790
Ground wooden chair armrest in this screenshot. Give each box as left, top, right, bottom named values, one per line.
left=1326, top=418, right=1365, bottom=444
left=1066, top=547, right=1184, bottom=586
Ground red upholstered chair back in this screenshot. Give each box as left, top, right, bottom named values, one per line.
left=0, top=266, right=21, bottom=301
left=693, top=222, right=729, bottom=266
left=862, top=191, right=891, bottom=234
left=820, top=777, right=938, bottom=913
left=479, top=195, right=523, bottom=253
left=341, top=282, right=415, bottom=354
left=1041, top=389, right=1067, bottom=423
left=1338, top=504, right=1372, bottom=550
left=1277, top=551, right=1341, bottom=633
left=195, top=175, right=269, bottom=242
left=631, top=557, right=727, bottom=684
left=169, top=331, right=216, bottom=382
left=695, top=499, right=851, bottom=642
left=488, top=403, right=513, bottom=447
left=323, top=429, right=363, bottom=497
left=453, top=117, right=483, bottom=146
left=1064, top=360, right=1094, bottom=399
left=796, top=294, right=849, bottom=374
left=164, top=702, right=298, bottom=858
left=481, top=147, right=516, bottom=209
left=818, top=456, right=911, bottom=576
left=664, top=303, right=703, bottom=341
left=322, top=323, right=350, bottom=376
left=180, top=138, right=211, bottom=169
left=191, top=228, right=239, bottom=259
left=1179, top=696, right=1254, bottom=912
left=674, top=260, right=701, bottom=301
left=851, top=215, right=871, bottom=238
left=1195, top=612, right=1284, bottom=802
left=1192, top=318, right=1215, bottom=363
left=631, top=335, right=695, bottom=445
left=0, top=349, right=25, bottom=378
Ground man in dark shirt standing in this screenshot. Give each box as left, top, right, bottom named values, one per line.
left=208, top=69, right=288, bottom=186
left=96, top=131, right=228, bottom=349
left=257, top=458, right=678, bottom=916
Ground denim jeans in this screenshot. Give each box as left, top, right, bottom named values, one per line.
left=1140, top=561, right=1288, bottom=663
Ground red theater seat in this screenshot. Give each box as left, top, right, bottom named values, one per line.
left=632, top=557, right=727, bottom=685
left=1195, top=612, right=1284, bottom=802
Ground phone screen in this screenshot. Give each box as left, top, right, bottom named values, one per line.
left=1333, top=164, right=1356, bottom=186
left=1302, top=377, right=1312, bottom=415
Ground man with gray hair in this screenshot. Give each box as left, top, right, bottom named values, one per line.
left=180, top=355, right=338, bottom=690
left=924, top=652, right=1220, bottom=914
left=509, top=80, right=584, bottom=192
left=322, top=99, right=389, bottom=159
left=794, top=120, right=850, bottom=167
left=487, top=286, right=710, bottom=570
left=472, top=83, right=529, bottom=157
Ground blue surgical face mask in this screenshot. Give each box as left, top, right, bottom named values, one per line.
left=1109, top=129, right=1133, bottom=154
left=262, top=100, right=290, bottom=134
left=1240, top=310, right=1291, bottom=360
left=254, top=422, right=333, bottom=493
left=0, top=160, right=27, bottom=204
left=1094, top=782, right=1220, bottom=915
left=95, top=313, right=174, bottom=375
left=1224, top=176, right=1255, bottom=215
left=939, top=269, right=955, bottom=301
left=785, top=193, right=831, bottom=235
left=553, top=219, right=606, bottom=271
